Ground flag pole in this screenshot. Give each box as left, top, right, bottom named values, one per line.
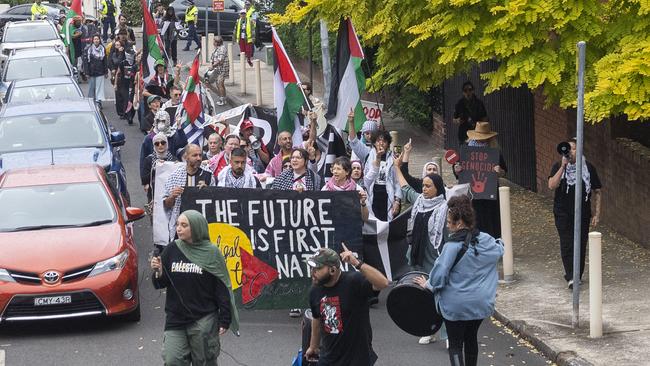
left=297, top=83, right=313, bottom=112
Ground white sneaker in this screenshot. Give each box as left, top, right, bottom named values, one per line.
left=446, top=339, right=449, bottom=349
left=418, top=334, right=437, bottom=345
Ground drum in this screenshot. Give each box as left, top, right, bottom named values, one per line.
left=386, top=271, right=443, bottom=337
left=300, top=309, right=318, bottom=366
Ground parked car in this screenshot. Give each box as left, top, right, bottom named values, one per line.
left=0, top=20, right=64, bottom=62
left=0, top=164, right=145, bottom=323
left=0, top=99, right=130, bottom=202
left=3, top=76, right=83, bottom=104
left=170, top=0, right=271, bottom=42
left=0, top=47, right=77, bottom=101
left=0, top=3, right=96, bottom=30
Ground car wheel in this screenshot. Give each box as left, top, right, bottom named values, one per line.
left=177, top=23, right=189, bottom=40
left=120, top=303, right=141, bottom=322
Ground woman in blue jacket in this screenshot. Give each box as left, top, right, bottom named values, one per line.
left=415, top=195, right=503, bottom=366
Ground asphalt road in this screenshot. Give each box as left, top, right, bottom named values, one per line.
left=0, top=47, right=553, bottom=366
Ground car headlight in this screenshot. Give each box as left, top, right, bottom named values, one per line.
left=0, top=268, right=16, bottom=283
left=88, top=250, right=129, bottom=277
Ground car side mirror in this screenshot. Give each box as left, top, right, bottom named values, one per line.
left=110, top=131, right=126, bottom=147
left=125, top=207, right=146, bottom=223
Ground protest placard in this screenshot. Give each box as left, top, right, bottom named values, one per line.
left=458, top=146, right=499, bottom=200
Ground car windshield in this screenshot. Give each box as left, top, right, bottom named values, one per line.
left=4, top=56, right=70, bottom=81
left=0, top=182, right=116, bottom=232
left=0, top=112, right=105, bottom=153
left=4, top=24, right=58, bottom=42
left=10, top=83, right=81, bottom=102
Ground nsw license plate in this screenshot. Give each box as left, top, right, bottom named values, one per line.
left=33, top=295, right=72, bottom=306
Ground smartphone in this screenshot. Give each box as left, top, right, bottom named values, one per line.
left=393, top=145, right=402, bottom=155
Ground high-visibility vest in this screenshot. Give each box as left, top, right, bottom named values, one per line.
left=235, top=18, right=253, bottom=43
left=185, top=5, right=198, bottom=23
left=31, top=2, right=48, bottom=20
left=100, top=0, right=116, bottom=18
left=245, top=5, right=255, bottom=20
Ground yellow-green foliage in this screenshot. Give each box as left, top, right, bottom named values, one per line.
left=272, top=0, right=650, bottom=122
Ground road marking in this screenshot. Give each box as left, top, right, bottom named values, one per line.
left=0, top=349, right=5, bottom=366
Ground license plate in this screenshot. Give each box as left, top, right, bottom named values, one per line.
left=33, top=295, right=72, bottom=306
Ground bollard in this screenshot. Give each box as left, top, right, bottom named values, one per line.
left=389, top=131, right=399, bottom=150
left=254, top=59, right=262, bottom=106
left=207, top=33, right=215, bottom=61
left=499, top=186, right=514, bottom=283
left=228, top=43, right=235, bottom=86
left=240, top=52, right=246, bottom=95
left=200, top=36, right=207, bottom=65
left=589, top=232, right=602, bottom=338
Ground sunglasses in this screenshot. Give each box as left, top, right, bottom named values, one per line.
left=154, top=141, right=167, bottom=146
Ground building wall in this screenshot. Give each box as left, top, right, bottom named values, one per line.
left=533, top=92, right=650, bottom=248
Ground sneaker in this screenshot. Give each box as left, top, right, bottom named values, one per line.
left=195, top=46, right=201, bottom=50
left=446, top=339, right=449, bottom=349
left=182, top=47, right=190, bottom=51
left=418, top=335, right=436, bottom=345
left=220, top=97, right=227, bottom=105
left=568, top=280, right=574, bottom=289
left=289, top=308, right=301, bottom=318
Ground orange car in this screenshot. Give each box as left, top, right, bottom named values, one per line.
left=0, top=164, right=145, bottom=323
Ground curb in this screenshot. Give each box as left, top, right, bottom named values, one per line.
left=493, top=310, right=594, bottom=366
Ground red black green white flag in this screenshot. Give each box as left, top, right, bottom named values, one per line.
left=325, top=18, right=366, bottom=132
left=62, top=0, right=82, bottom=62
left=177, top=52, right=205, bottom=145
left=140, top=0, right=167, bottom=83
left=272, top=27, right=305, bottom=146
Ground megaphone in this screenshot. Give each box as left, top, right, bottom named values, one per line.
left=557, top=142, right=571, bottom=157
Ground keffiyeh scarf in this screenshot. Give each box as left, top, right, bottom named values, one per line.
left=217, top=165, right=257, bottom=188
left=410, top=194, right=448, bottom=251
left=564, top=156, right=591, bottom=200
left=273, top=169, right=315, bottom=191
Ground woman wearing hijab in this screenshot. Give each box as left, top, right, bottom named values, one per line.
left=322, top=156, right=369, bottom=222
left=83, top=34, right=109, bottom=108
left=142, top=133, right=177, bottom=203
left=351, top=160, right=364, bottom=187
left=453, top=122, right=507, bottom=239
left=415, top=196, right=503, bottom=366
left=151, top=210, right=239, bottom=366
left=272, top=148, right=321, bottom=191
left=395, top=157, right=449, bottom=345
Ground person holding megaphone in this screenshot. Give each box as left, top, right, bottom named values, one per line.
left=548, top=138, right=602, bottom=289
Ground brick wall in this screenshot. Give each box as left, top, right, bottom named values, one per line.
left=533, top=91, right=569, bottom=196
left=533, top=92, right=650, bottom=248
left=431, top=113, right=445, bottom=147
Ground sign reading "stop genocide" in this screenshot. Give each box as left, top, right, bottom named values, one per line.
left=458, top=146, right=499, bottom=200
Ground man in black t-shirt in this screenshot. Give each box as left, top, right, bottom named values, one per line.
left=305, top=245, right=389, bottom=366
left=548, top=138, right=602, bottom=288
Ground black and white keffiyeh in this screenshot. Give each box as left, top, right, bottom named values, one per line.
left=217, top=165, right=257, bottom=188
left=564, top=155, right=591, bottom=200
left=410, top=194, right=448, bottom=251
left=272, top=169, right=316, bottom=191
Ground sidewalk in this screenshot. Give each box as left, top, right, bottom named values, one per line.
left=211, top=53, right=650, bottom=366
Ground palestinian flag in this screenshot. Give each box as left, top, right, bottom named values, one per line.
left=272, top=27, right=305, bottom=147
left=62, top=0, right=82, bottom=62
left=177, top=53, right=205, bottom=145
left=325, top=18, right=366, bottom=132
left=140, top=0, right=167, bottom=83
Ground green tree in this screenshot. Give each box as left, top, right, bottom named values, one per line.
left=272, top=0, right=650, bottom=122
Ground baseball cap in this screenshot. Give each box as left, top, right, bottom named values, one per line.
left=240, top=119, right=254, bottom=130
left=147, top=95, right=162, bottom=104
left=306, top=248, right=340, bottom=268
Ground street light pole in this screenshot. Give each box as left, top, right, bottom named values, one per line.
left=572, top=40, right=587, bottom=329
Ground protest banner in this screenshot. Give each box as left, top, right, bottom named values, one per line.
left=180, top=187, right=363, bottom=309
left=458, top=146, right=499, bottom=200
left=361, top=100, right=383, bottom=122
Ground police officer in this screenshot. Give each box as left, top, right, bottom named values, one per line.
left=99, top=0, right=117, bottom=42
left=233, top=9, right=255, bottom=66
left=182, top=0, right=200, bottom=51
left=31, top=0, right=48, bottom=20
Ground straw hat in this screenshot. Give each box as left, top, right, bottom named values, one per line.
left=467, top=121, right=498, bottom=141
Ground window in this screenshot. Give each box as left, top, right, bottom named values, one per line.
left=0, top=112, right=105, bottom=154
left=0, top=182, right=116, bottom=232
left=10, top=83, right=82, bottom=103
left=4, top=24, right=58, bottom=43
left=6, top=6, right=28, bottom=15
left=4, top=56, right=70, bottom=81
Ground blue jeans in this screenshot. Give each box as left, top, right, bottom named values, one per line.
left=102, top=16, right=115, bottom=42
left=185, top=22, right=200, bottom=49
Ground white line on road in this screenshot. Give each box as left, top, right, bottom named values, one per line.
left=0, top=349, right=5, bottom=366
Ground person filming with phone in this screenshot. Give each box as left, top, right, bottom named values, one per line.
left=150, top=209, right=239, bottom=366
left=305, top=245, right=389, bottom=365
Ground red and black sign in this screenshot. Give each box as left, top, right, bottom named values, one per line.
left=459, top=146, right=499, bottom=200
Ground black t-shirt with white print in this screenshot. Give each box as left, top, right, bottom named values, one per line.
left=309, top=271, right=379, bottom=366
left=152, top=242, right=231, bottom=330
